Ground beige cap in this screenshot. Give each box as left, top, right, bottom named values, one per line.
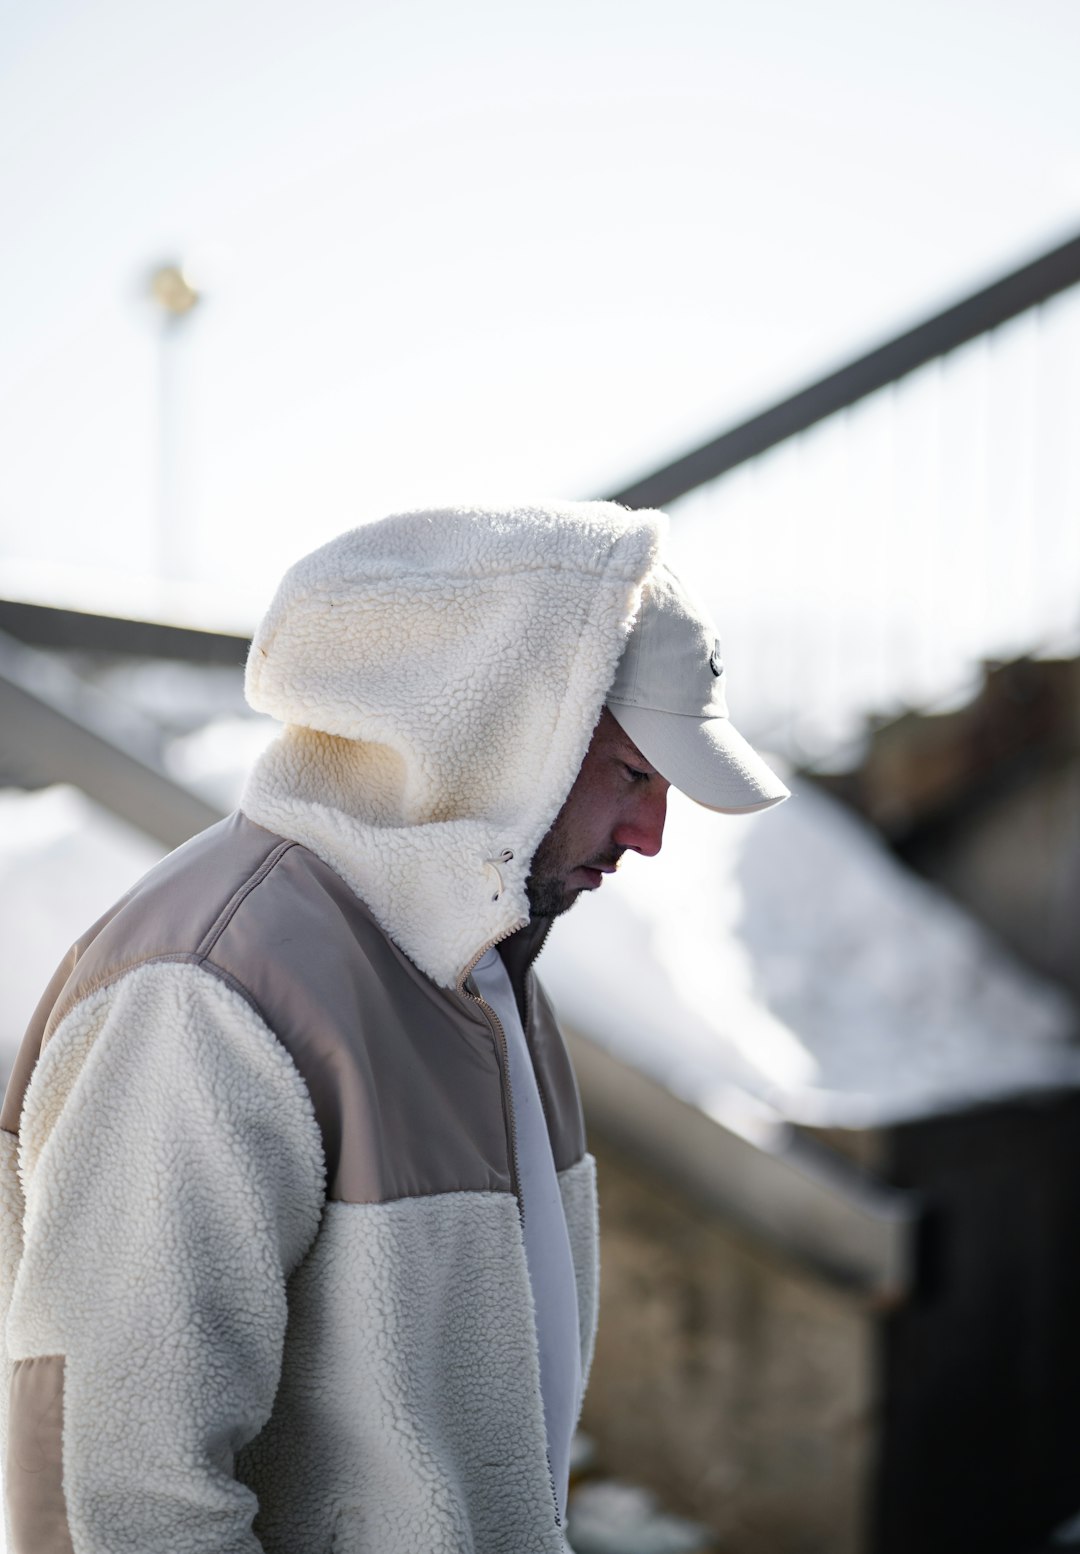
left=606, top=563, right=790, bottom=814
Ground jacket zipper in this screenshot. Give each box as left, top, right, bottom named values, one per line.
left=521, top=918, right=565, bottom=1531
left=458, top=916, right=556, bottom=1211
left=458, top=926, right=565, bottom=1532
left=470, top=991, right=525, bottom=1219
left=521, top=918, right=556, bottom=1137
left=458, top=928, right=527, bottom=1216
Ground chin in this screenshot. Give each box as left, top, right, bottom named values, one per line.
left=526, top=878, right=580, bottom=921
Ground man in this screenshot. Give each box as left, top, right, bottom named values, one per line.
left=0, top=501, right=787, bottom=1553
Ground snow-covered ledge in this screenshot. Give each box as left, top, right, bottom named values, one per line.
left=541, top=773, right=1080, bottom=1132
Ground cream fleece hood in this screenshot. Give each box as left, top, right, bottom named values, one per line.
left=241, top=502, right=664, bottom=987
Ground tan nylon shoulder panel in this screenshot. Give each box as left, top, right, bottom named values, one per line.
left=204, top=843, right=517, bottom=1203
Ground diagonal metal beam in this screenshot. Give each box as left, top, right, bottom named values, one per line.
left=0, top=631, right=225, bottom=848
left=607, top=229, right=1080, bottom=510
left=0, top=598, right=251, bottom=665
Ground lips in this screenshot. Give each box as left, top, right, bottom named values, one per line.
left=572, top=852, right=623, bottom=891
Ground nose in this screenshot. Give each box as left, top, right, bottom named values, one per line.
left=614, top=783, right=668, bottom=858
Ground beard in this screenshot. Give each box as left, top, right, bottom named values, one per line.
left=524, top=871, right=577, bottom=921
left=524, top=829, right=578, bottom=920
left=525, top=829, right=623, bottom=921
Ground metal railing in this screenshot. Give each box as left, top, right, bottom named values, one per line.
left=605, top=232, right=1080, bottom=766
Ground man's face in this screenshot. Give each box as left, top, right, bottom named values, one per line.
left=526, top=708, right=670, bottom=920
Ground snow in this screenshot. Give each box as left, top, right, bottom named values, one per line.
left=1, top=766, right=1077, bottom=1129
left=165, top=715, right=277, bottom=809
left=567, top=1479, right=713, bottom=1554
left=540, top=770, right=1080, bottom=1128
left=0, top=787, right=163, bottom=1069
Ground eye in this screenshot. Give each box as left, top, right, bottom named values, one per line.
left=622, top=763, right=652, bottom=784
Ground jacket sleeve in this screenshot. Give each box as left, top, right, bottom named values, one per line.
left=3, top=959, right=325, bottom=1554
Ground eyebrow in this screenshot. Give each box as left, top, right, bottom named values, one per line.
left=614, top=740, right=659, bottom=775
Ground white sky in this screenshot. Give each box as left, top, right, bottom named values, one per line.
left=1, top=0, right=1079, bottom=628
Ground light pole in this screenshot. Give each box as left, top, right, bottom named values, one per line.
left=148, top=262, right=201, bottom=592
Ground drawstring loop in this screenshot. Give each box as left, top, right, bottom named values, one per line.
left=483, top=850, right=515, bottom=901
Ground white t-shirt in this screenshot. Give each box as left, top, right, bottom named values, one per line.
left=472, top=948, right=582, bottom=1521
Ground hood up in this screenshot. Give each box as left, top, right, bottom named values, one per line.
left=241, top=502, right=664, bottom=987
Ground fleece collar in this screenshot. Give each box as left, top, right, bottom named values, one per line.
left=240, top=502, right=664, bottom=987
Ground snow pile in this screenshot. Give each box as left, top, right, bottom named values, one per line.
left=567, top=1479, right=713, bottom=1554
left=0, top=788, right=163, bottom=1071
left=541, top=773, right=1080, bottom=1127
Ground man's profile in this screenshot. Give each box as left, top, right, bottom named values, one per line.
left=0, top=501, right=787, bottom=1553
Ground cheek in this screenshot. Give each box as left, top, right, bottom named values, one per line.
left=580, top=787, right=627, bottom=844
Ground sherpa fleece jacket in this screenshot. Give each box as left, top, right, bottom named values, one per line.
left=0, top=501, right=665, bottom=1554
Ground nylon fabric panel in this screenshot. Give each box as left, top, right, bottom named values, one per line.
left=207, top=841, right=515, bottom=1203
left=6, top=1355, right=74, bottom=1554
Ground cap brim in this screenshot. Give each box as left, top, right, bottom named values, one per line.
left=609, top=703, right=790, bottom=814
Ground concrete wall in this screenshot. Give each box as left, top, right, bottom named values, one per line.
left=582, top=1133, right=878, bottom=1554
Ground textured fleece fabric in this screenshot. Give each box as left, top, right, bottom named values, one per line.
left=242, top=502, right=664, bottom=987
left=1, top=501, right=667, bottom=1553
left=6, top=965, right=325, bottom=1553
